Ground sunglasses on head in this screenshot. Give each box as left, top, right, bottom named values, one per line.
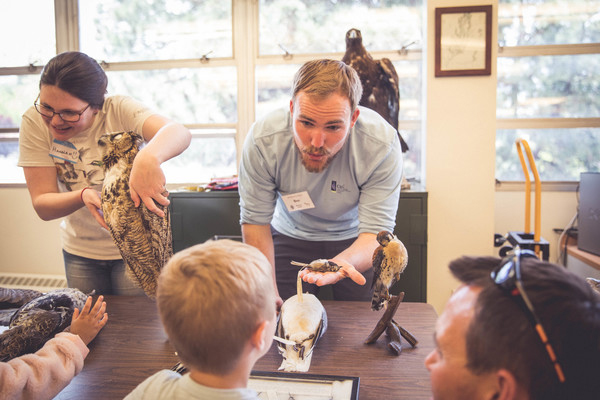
left=490, top=248, right=566, bottom=383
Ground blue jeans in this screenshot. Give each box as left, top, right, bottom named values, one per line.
left=63, top=250, right=145, bottom=296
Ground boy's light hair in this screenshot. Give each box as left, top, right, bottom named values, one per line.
left=291, top=59, right=363, bottom=112
left=157, top=239, right=275, bottom=375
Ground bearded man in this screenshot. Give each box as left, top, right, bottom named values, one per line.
left=239, top=59, right=402, bottom=304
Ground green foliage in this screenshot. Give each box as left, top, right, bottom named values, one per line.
left=106, top=68, right=237, bottom=124
left=498, top=55, right=600, bottom=118
left=496, top=129, right=600, bottom=181
left=496, top=0, right=600, bottom=180
left=498, top=0, right=600, bottom=46
left=259, top=0, right=423, bottom=54
left=81, top=0, right=232, bottom=61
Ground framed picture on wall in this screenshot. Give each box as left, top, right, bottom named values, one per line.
left=435, top=5, right=492, bottom=77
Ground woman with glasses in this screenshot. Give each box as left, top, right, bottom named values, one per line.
left=18, top=51, right=191, bottom=296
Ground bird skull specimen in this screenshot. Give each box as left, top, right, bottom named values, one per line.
left=275, top=275, right=327, bottom=372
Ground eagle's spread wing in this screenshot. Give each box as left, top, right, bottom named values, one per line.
left=374, top=57, right=400, bottom=128
left=0, top=288, right=87, bottom=361
left=342, top=28, right=409, bottom=153
left=0, top=309, right=62, bottom=361
left=0, top=287, right=44, bottom=325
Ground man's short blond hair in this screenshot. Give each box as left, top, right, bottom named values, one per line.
left=291, top=59, right=363, bottom=111
left=157, top=239, right=275, bottom=375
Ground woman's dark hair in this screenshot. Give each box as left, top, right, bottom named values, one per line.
left=39, top=51, right=108, bottom=108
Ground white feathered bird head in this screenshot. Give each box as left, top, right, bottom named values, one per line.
left=275, top=292, right=327, bottom=372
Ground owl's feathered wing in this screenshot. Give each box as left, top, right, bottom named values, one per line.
left=342, top=28, right=409, bottom=153
left=0, top=288, right=87, bottom=361
left=99, top=131, right=173, bottom=298
left=371, top=234, right=408, bottom=311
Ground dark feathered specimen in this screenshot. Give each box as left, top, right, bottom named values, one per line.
left=342, top=28, right=409, bottom=153
left=588, top=278, right=600, bottom=294
left=0, top=287, right=87, bottom=361
left=98, top=131, right=173, bottom=298
left=371, top=230, right=408, bottom=311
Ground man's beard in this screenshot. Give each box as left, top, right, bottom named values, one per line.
left=296, top=144, right=336, bottom=173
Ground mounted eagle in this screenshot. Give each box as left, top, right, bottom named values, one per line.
left=342, top=28, right=409, bottom=153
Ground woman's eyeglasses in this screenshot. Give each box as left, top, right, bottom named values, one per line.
left=490, top=248, right=566, bottom=383
left=34, top=95, right=90, bottom=123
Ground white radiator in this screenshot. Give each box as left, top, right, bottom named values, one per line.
left=0, top=273, right=67, bottom=292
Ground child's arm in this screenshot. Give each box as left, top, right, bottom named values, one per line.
left=0, top=332, right=88, bottom=399
left=0, top=295, right=108, bottom=399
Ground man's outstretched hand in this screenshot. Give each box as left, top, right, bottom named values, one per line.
left=299, top=259, right=366, bottom=286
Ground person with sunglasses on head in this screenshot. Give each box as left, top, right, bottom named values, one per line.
left=18, top=51, right=191, bottom=296
left=426, top=249, right=600, bottom=400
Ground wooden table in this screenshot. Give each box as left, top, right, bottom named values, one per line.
left=564, top=236, right=600, bottom=271
left=55, top=296, right=437, bottom=399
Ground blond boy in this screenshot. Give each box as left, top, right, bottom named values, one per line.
left=125, top=239, right=277, bottom=400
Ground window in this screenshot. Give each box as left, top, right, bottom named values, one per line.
left=0, top=0, right=425, bottom=185
left=0, top=1, right=56, bottom=183
left=257, top=0, right=424, bottom=182
left=496, top=0, right=600, bottom=182
left=79, top=0, right=233, bottom=62
left=0, top=1, right=55, bottom=68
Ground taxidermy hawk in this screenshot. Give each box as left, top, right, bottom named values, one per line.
left=0, top=287, right=88, bottom=361
left=371, top=230, right=408, bottom=311
left=342, top=28, right=409, bottom=153
left=98, top=131, right=173, bottom=298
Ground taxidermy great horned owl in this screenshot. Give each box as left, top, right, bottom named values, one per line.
left=98, top=131, right=172, bottom=298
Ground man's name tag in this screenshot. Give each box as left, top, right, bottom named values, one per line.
left=49, top=139, right=79, bottom=163
left=282, top=191, right=315, bottom=212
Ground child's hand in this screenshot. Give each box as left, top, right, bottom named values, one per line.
left=69, top=295, right=108, bottom=345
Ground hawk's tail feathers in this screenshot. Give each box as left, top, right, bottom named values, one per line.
left=371, top=280, right=388, bottom=311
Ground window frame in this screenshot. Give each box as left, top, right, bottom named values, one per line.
left=1, top=0, right=424, bottom=186
left=496, top=14, right=600, bottom=186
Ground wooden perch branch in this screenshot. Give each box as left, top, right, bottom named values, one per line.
left=364, top=292, right=419, bottom=355
left=364, top=292, right=404, bottom=344
left=386, top=321, right=403, bottom=355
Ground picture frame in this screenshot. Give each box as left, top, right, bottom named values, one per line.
left=435, top=5, right=492, bottom=77
left=249, top=370, right=360, bottom=400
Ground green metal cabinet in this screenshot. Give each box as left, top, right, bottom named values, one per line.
left=170, top=190, right=427, bottom=302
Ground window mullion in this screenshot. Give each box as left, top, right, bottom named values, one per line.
left=497, top=118, right=600, bottom=130
left=498, top=43, right=600, bottom=58
left=233, top=0, right=258, bottom=167
left=54, top=0, right=79, bottom=53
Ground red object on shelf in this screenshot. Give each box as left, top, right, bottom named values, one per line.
left=205, top=176, right=238, bottom=191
